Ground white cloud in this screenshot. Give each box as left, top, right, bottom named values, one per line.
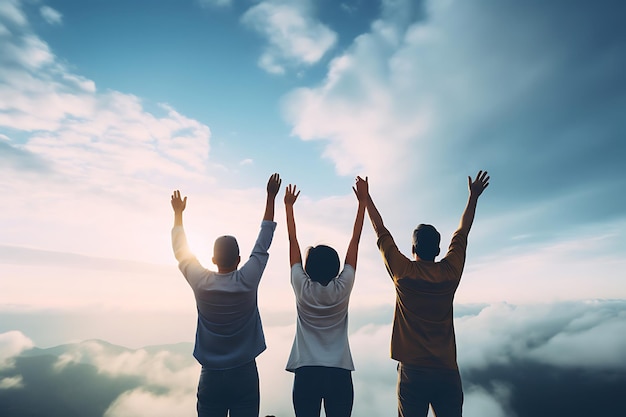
left=0, top=330, right=34, bottom=369
left=463, top=384, right=513, bottom=417
left=105, top=389, right=196, bottom=417
left=242, top=0, right=337, bottom=74
left=281, top=0, right=623, bottom=197
left=39, top=5, right=62, bottom=25
left=0, top=0, right=26, bottom=27
left=0, top=375, right=24, bottom=389
left=457, top=301, right=626, bottom=371
left=0, top=3, right=215, bottom=269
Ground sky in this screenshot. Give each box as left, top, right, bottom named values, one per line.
left=0, top=0, right=625, bottom=416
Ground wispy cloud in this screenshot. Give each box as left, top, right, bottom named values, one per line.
left=196, top=0, right=232, bottom=8
left=39, top=5, right=62, bottom=25
left=0, top=0, right=27, bottom=27
left=242, top=0, right=337, bottom=74
left=0, top=331, right=33, bottom=369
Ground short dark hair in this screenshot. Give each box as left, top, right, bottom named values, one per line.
left=412, top=224, right=441, bottom=261
left=304, top=245, right=340, bottom=286
left=213, top=235, right=240, bottom=268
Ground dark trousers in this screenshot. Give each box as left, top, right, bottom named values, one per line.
left=397, top=363, right=463, bottom=417
left=292, top=366, right=354, bottom=417
left=197, top=360, right=259, bottom=417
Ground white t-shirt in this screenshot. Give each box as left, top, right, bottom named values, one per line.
left=286, top=263, right=356, bottom=372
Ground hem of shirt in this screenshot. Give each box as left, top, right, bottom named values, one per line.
left=286, top=362, right=355, bottom=373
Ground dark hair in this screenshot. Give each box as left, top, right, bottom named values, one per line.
left=213, top=235, right=240, bottom=268
left=304, top=245, right=340, bottom=286
left=412, top=224, right=441, bottom=261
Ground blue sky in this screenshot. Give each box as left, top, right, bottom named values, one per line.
left=1, top=0, right=625, bottom=415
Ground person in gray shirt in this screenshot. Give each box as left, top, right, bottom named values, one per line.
left=170, top=173, right=281, bottom=417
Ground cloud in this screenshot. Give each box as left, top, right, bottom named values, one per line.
left=456, top=301, right=626, bottom=371
left=0, top=0, right=27, bottom=27
left=0, top=331, right=33, bottom=369
left=0, top=1, right=219, bottom=270
left=0, top=375, right=24, bottom=389
left=196, top=0, right=232, bottom=8
left=39, top=5, right=62, bottom=25
left=463, top=383, right=513, bottom=417
left=105, top=389, right=196, bottom=417
left=282, top=0, right=626, bottom=201
left=242, top=0, right=337, bottom=74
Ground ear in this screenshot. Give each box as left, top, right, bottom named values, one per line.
left=235, top=255, right=241, bottom=267
left=436, top=248, right=441, bottom=257
left=212, top=256, right=217, bottom=265
left=411, top=245, right=417, bottom=255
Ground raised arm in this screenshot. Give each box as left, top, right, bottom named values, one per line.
left=264, top=173, right=282, bottom=222
left=171, top=190, right=187, bottom=227
left=357, top=176, right=388, bottom=238
left=457, top=170, right=490, bottom=234
left=284, top=184, right=302, bottom=267
left=345, top=177, right=367, bottom=269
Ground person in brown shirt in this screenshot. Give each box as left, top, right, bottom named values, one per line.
left=357, top=171, right=490, bottom=417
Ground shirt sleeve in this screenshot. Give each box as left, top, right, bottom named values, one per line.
left=440, top=229, right=468, bottom=278
left=171, top=225, right=206, bottom=286
left=377, top=230, right=413, bottom=282
left=238, top=220, right=277, bottom=287
left=289, top=263, right=306, bottom=297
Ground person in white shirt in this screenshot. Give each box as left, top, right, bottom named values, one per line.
left=283, top=179, right=367, bottom=417
left=170, top=173, right=281, bottom=417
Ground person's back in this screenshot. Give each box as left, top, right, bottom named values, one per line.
left=287, top=248, right=356, bottom=373
left=283, top=182, right=367, bottom=417
left=379, top=224, right=468, bottom=370
left=360, top=171, right=489, bottom=417
left=174, top=231, right=274, bottom=369
left=170, top=173, right=282, bottom=417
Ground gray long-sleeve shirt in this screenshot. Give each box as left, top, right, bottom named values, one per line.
left=171, top=220, right=276, bottom=369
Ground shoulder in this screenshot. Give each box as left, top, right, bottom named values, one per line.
left=339, top=264, right=355, bottom=279
left=291, top=263, right=307, bottom=281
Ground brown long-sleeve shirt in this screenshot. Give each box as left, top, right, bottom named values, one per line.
left=377, top=228, right=467, bottom=369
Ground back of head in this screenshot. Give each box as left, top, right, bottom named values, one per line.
left=213, top=235, right=240, bottom=269
left=304, top=245, right=340, bottom=286
left=412, top=224, right=441, bottom=261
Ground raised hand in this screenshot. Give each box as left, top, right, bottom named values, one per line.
left=468, top=170, right=490, bottom=199
left=284, top=184, right=300, bottom=206
left=353, top=176, right=369, bottom=202
left=171, top=190, right=187, bottom=213
left=267, top=173, right=282, bottom=198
